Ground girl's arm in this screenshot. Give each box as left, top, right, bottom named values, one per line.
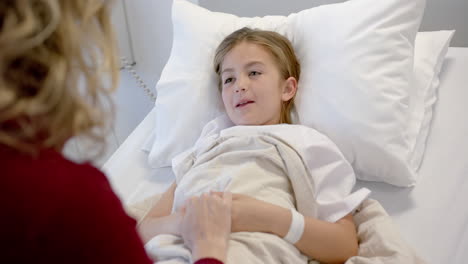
left=222, top=193, right=358, bottom=264
left=268, top=205, right=358, bottom=264
left=137, top=182, right=180, bottom=243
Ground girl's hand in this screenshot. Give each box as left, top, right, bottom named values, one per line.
left=180, top=192, right=232, bottom=262
left=213, top=192, right=287, bottom=234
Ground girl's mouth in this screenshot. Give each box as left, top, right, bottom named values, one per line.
left=236, top=100, right=254, bottom=108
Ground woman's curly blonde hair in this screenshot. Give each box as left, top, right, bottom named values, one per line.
left=0, top=0, right=119, bottom=156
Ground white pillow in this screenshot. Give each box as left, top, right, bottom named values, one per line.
left=408, top=30, right=455, bottom=174
left=148, top=0, right=426, bottom=186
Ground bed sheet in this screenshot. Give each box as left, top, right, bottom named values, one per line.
left=102, top=47, right=468, bottom=264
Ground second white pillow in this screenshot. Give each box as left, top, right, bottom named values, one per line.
left=409, top=30, right=455, bottom=174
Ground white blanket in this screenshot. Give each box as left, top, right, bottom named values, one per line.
left=131, top=198, right=427, bottom=264
left=345, top=199, right=427, bottom=264
left=144, top=125, right=370, bottom=263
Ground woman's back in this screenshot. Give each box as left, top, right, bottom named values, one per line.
left=0, top=144, right=151, bottom=264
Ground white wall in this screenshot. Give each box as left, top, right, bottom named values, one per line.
left=419, top=0, right=468, bottom=47
left=113, top=0, right=173, bottom=143
left=200, top=0, right=468, bottom=47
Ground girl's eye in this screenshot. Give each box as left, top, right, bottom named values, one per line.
left=224, top=78, right=233, bottom=84
left=249, top=71, right=261, bottom=76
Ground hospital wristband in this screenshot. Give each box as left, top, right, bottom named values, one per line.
left=283, top=208, right=305, bottom=244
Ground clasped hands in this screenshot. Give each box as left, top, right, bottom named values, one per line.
left=179, top=192, right=280, bottom=262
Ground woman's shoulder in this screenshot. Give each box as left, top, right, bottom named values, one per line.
left=1, top=143, right=131, bottom=231
left=1, top=144, right=109, bottom=199
left=37, top=149, right=114, bottom=199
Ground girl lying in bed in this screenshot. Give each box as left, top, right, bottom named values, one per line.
left=138, top=27, right=370, bottom=264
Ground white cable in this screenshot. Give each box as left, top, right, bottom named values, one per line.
left=283, top=208, right=305, bottom=244
left=120, top=56, right=157, bottom=102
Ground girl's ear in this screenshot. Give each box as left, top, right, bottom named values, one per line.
left=282, top=77, right=298, bottom=102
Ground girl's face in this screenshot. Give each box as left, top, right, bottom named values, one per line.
left=220, top=42, right=297, bottom=126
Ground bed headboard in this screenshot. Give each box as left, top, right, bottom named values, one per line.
left=199, top=0, right=468, bottom=47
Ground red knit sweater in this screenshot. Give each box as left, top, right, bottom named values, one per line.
left=1, top=144, right=225, bottom=264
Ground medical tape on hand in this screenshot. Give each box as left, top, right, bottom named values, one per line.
left=283, top=208, right=305, bottom=244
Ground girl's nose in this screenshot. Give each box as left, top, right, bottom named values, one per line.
left=235, top=87, right=246, bottom=93
left=235, top=76, right=248, bottom=93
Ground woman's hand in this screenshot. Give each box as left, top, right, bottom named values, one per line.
left=180, top=192, right=232, bottom=262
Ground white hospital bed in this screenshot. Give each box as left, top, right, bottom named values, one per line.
left=103, top=47, right=468, bottom=264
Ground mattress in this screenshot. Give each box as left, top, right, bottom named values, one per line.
left=102, top=47, right=468, bottom=264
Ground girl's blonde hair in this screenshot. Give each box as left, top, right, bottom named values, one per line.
left=0, top=0, right=119, bottom=156
left=214, top=27, right=300, bottom=124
